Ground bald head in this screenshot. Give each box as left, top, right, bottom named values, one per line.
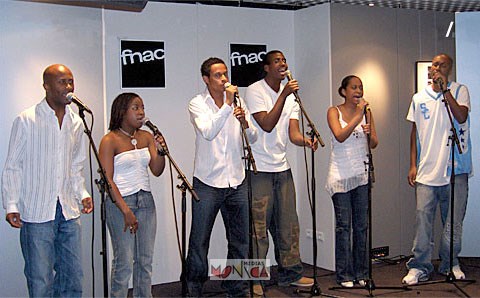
left=42, top=64, right=74, bottom=109
left=43, top=64, right=72, bottom=85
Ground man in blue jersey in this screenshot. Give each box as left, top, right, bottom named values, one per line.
left=403, top=53, right=472, bottom=285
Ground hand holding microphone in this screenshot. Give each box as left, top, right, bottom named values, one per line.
left=224, top=83, right=248, bottom=127
left=223, top=82, right=239, bottom=106
left=284, top=70, right=300, bottom=98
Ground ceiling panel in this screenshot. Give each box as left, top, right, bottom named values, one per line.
left=156, top=0, right=480, bottom=12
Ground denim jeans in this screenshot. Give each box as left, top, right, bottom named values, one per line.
left=331, top=184, right=368, bottom=283
left=20, top=201, right=83, bottom=298
left=250, top=170, right=303, bottom=286
left=406, top=174, right=468, bottom=275
left=186, top=177, right=249, bottom=297
left=106, top=190, right=157, bottom=298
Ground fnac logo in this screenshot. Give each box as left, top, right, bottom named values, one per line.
left=230, top=51, right=266, bottom=67
left=121, top=48, right=165, bottom=66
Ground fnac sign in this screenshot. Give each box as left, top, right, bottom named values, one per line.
left=120, top=40, right=165, bottom=88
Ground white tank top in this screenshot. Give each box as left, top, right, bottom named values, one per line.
left=113, top=147, right=151, bottom=196
left=325, top=107, right=368, bottom=196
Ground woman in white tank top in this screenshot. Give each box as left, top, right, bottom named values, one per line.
left=99, top=93, right=166, bottom=297
left=325, top=76, right=378, bottom=288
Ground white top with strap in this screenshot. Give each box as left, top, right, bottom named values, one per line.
left=325, top=107, right=368, bottom=196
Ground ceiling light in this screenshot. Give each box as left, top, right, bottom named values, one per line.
left=446, top=21, right=454, bottom=37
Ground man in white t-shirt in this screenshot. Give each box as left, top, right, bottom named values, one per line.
left=244, top=50, right=318, bottom=295
left=403, top=53, right=472, bottom=285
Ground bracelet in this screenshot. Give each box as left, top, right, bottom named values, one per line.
left=442, top=89, right=450, bottom=95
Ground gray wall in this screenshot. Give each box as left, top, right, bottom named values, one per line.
left=294, top=4, right=335, bottom=269
left=330, top=3, right=455, bottom=258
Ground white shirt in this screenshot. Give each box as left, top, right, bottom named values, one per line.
left=189, top=89, right=257, bottom=188
left=325, top=107, right=368, bottom=196
left=2, top=99, right=90, bottom=222
left=406, top=82, right=471, bottom=186
left=244, top=79, right=300, bottom=172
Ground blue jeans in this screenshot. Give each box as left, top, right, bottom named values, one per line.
left=331, top=185, right=368, bottom=283
left=186, top=177, right=249, bottom=297
left=20, top=201, right=83, bottom=298
left=250, top=170, right=303, bottom=286
left=406, top=174, right=468, bottom=275
left=106, top=190, right=157, bottom=298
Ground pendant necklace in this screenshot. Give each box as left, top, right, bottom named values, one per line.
left=119, top=127, right=138, bottom=148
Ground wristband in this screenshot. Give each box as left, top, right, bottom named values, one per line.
left=442, top=89, right=450, bottom=95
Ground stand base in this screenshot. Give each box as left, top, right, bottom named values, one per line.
left=329, top=279, right=411, bottom=297
left=406, top=277, right=476, bottom=297
left=294, top=281, right=343, bottom=298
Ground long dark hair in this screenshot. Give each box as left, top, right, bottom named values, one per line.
left=109, top=92, right=140, bottom=131
left=338, top=75, right=360, bottom=98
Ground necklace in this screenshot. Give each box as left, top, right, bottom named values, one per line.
left=119, top=127, right=138, bottom=148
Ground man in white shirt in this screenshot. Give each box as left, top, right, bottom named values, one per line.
left=186, top=57, right=257, bottom=297
left=403, top=53, right=472, bottom=285
left=244, top=50, right=317, bottom=295
left=2, top=64, right=93, bottom=297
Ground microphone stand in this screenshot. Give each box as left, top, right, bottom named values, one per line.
left=233, top=98, right=257, bottom=298
left=77, top=108, right=114, bottom=298
left=290, top=90, right=340, bottom=298
left=156, top=141, right=200, bottom=298
left=406, top=82, right=475, bottom=297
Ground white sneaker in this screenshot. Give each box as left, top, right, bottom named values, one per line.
left=452, top=265, right=466, bottom=280
left=358, top=279, right=366, bottom=287
left=402, top=268, right=428, bottom=285
left=340, top=281, right=354, bottom=288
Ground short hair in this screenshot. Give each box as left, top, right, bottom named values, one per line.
left=262, top=50, right=284, bottom=66
left=435, top=53, right=453, bottom=65
left=338, top=75, right=360, bottom=98
left=109, top=92, right=140, bottom=131
left=201, top=57, right=226, bottom=77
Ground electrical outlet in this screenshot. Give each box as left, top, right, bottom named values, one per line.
left=316, top=231, right=324, bottom=241
left=306, top=229, right=313, bottom=238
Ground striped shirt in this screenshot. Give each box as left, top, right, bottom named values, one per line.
left=2, top=99, right=90, bottom=222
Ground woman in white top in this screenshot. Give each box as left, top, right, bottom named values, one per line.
left=99, top=93, right=166, bottom=297
left=326, top=76, right=378, bottom=288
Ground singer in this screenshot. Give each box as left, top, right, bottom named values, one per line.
left=2, top=64, right=93, bottom=297
left=244, top=50, right=317, bottom=295
left=325, top=75, right=378, bottom=288
left=185, top=57, right=257, bottom=297
left=403, top=53, right=472, bottom=285
left=98, top=93, right=166, bottom=297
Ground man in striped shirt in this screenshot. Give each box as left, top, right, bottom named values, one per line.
left=2, top=64, right=93, bottom=297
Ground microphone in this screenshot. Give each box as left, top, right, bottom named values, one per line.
left=224, top=82, right=239, bottom=106
left=143, top=117, right=168, bottom=155
left=284, top=70, right=299, bottom=99
left=66, top=92, right=92, bottom=114
left=143, top=117, right=163, bottom=136
left=285, top=70, right=294, bottom=82
left=433, top=78, right=444, bottom=89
